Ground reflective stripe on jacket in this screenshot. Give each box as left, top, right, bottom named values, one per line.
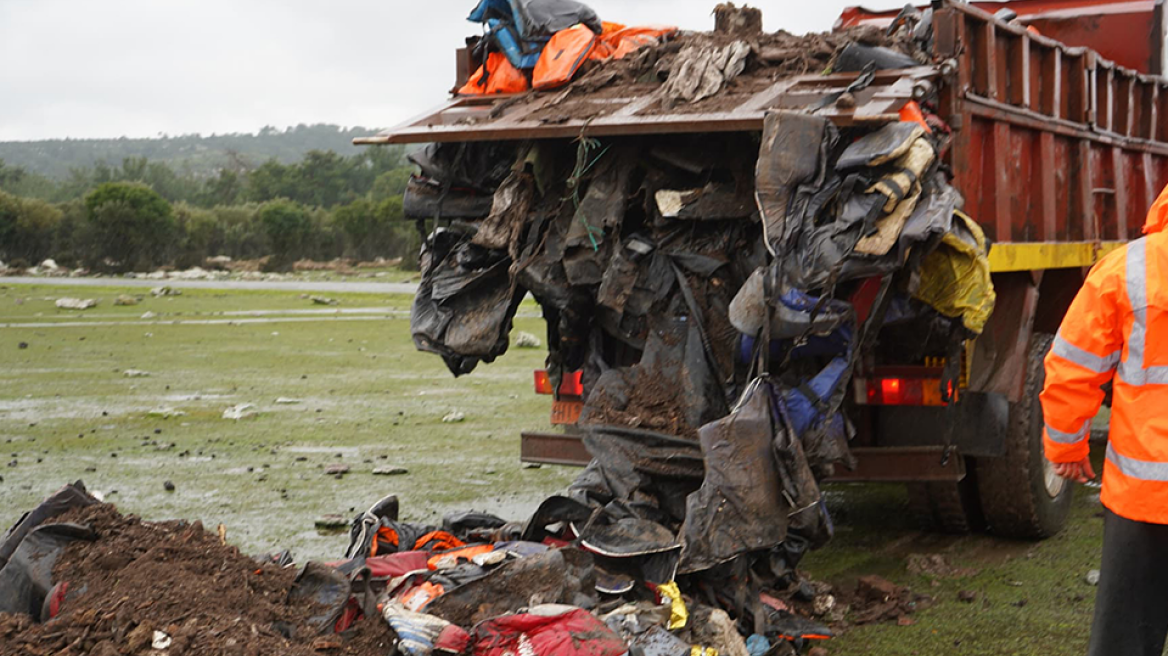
left=1041, top=183, right=1168, bottom=523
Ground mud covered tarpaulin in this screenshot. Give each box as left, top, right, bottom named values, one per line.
left=0, top=481, right=98, bottom=619
left=678, top=380, right=794, bottom=573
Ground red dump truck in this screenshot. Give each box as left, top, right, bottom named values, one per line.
left=359, top=0, right=1168, bottom=539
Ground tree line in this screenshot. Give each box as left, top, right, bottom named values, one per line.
left=0, top=124, right=378, bottom=180
left=0, top=145, right=419, bottom=272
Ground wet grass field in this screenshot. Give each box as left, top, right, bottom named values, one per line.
left=0, top=282, right=1107, bottom=655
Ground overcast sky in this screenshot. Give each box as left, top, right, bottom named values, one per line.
left=0, top=0, right=895, bottom=142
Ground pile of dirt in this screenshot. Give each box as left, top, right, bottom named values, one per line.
left=0, top=503, right=393, bottom=656
left=832, top=575, right=934, bottom=628
left=491, top=24, right=919, bottom=126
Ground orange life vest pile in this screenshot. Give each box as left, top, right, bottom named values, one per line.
left=460, top=21, right=677, bottom=95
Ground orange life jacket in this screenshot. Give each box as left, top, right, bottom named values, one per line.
left=533, top=23, right=598, bottom=90
left=459, top=52, right=529, bottom=96
left=1042, top=182, right=1168, bottom=523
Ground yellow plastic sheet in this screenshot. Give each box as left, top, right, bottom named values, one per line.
left=658, top=581, right=689, bottom=630
left=913, top=210, right=996, bottom=334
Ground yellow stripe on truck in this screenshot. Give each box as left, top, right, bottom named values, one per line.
left=987, top=241, right=1126, bottom=272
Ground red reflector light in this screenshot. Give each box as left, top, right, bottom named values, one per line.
left=560, top=370, right=583, bottom=396
left=533, top=370, right=584, bottom=396
left=534, top=370, right=553, bottom=395
left=880, top=378, right=903, bottom=404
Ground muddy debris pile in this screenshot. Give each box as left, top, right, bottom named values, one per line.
left=395, top=2, right=992, bottom=654
left=455, top=1, right=930, bottom=126
left=0, top=481, right=936, bottom=656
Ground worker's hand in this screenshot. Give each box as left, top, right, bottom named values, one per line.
left=1051, top=457, right=1096, bottom=484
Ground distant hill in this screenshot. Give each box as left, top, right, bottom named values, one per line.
left=0, top=124, right=384, bottom=180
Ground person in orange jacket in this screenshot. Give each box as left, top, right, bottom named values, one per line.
left=1042, top=181, right=1168, bottom=656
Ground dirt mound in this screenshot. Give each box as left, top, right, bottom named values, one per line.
left=0, top=503, right=392, bottom=656
left=496, top=25, right=918, bottom=125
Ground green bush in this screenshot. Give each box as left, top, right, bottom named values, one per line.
left=0, top=190, right=65, bottom=265
left=257, top=199, right=312, bottom=268
left=83, top=182, right=177, bottom=271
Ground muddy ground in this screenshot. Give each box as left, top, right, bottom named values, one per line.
left=0, top=282, right=1108, bottom=655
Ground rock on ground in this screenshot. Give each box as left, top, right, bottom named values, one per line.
left=55, top=297, right=98, bottom=310
left=514, top=331, right=542, bottom=348
left=222, top=403, right=257, bottom=420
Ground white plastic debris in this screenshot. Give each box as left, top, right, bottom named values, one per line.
left=150, top=286, right=181, bottom=297
left=275, top=397, right=302, bottom=405
left=223, top=403, right=257, bottom=420
left=141, top=311, right=157, bottom=319
left=442, top=411, right=466, bottom=423
left=473, top=550, right=508, bottom=567
left=514, top=331, right=542, bottom=348
left=1086, top=569, right=1101, bottom=586
left=146, top=407, right=186, bottom=419
left=55, top=298, right=97, bottom=310
left=152, top=630, right=172, bottom=650
left=123, top=369, right=151, bottom=378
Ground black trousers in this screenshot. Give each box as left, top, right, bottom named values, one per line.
left=1088, top=508, right=1168, bottom=656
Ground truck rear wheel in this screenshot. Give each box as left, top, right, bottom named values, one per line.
left=905, top=463, right=984, bottom=533
left=975, top=333, right=1073, bottom=538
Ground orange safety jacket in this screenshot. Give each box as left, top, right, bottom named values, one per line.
left=1042, top=182, right=1168, bottom=523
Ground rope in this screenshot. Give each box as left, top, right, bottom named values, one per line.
left=565, top=136, right=609, bottom=251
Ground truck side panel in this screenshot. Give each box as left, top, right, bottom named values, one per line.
left=937, top=4, right=1168, bottom=250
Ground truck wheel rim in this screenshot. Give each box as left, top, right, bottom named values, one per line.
left=1042, top=457, right=1066, bottom=498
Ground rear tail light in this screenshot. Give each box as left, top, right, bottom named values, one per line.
left=533, top=370, right=583, bottom=397
left=855, top=377, right=952, bottom=406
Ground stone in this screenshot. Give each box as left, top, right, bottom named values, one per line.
left=442, top=411, right=466, bottom=424
left=310, top=296, right=339, bottom=305
left=373, top=466, right=409, bottom=476
left=163, top=480, right=175, bottom=492
left=514, top=331, right=542, bottom=348
left=223, top=404, right=258, bottom=420
left=315, top=514, right=348, bottom=529
left=957, top=590, right=977, bottom=603
left=113, top=295, right=139, bottom=306
left=55, top=297, right=97, bottom=310
left=151, top=286, right=181, bottom=297
left=857, top=575, right=900, bottom=602
left=324, top=464, right=350, bottom=476
left=123, top=369, right=151, bottom=378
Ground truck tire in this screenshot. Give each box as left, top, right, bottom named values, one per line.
left=905, top=462, right=984, bottom=533
left=976, top=333, right=1074, bottom=538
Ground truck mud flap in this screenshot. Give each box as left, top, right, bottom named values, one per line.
left=872, top=391, right=1010, bottom=458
